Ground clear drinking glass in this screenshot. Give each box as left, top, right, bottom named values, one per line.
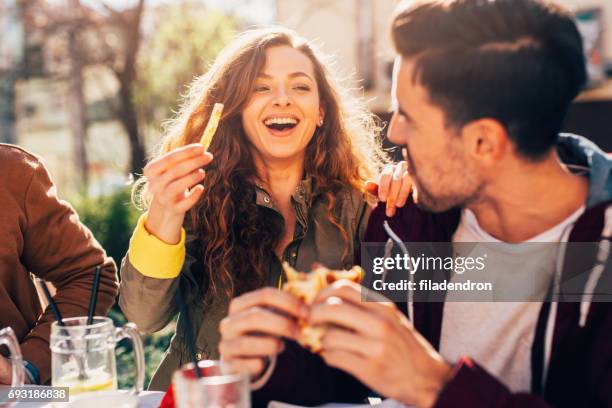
left=50, top=317, right=144, bottom=396
left=0, top=327, right=24, bottom=386
left=172, top=360, right=250, bottom=408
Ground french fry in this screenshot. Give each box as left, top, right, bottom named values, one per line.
left=199, top=103, right=224, bottom=149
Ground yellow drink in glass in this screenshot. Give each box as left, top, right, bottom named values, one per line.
left=55, top=368, right=116, bottom=394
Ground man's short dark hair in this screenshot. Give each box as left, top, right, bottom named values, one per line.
left=391, top=0, right=587, bottom=159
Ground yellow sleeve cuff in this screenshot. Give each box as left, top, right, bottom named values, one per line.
left=128, top=213, right=186, bottom=279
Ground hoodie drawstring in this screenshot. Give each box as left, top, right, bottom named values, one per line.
left=379, top=205, right=611, bottom=391
left=383, top=221, right=414, bottom=323
left=542, top=224, right=573, bottom=391
left=543, top=204, right=611, bottom=390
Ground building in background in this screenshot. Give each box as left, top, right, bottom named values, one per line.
left=275, top=0, right=398, bottom=116
left=275, top=0, right=612, bottom=151
left=275, top=0, right=612, bottom=111
left=8, top=0, right=612, bottom=198
left=555, top=0, right=612, bottom=67
left=11, top=0, right=250, bottom=197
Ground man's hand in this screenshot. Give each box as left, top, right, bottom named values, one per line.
left=366, top=160, right=413, bottom=217
left=309, top=281, right=452, bottom=408
left=0, top=356, right=13, bottom=385
left=219, top=288, right=308, bottom=382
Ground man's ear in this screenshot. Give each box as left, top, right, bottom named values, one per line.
left=460, top=118, right=508, bottom=166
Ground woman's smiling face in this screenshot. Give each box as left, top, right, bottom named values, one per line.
left=241, top=45, right=324, bottom=164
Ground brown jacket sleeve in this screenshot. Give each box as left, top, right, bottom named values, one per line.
left=18, top=158, right=118, bottom=384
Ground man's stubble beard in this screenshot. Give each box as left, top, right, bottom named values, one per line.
left=404, top=145, right=483, bottom=213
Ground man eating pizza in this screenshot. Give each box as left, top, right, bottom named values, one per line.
left=219, top=1, right=611, bottom=407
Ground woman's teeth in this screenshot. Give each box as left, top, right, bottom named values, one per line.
left=264, top=117, right=298, bottom=126
left=264, top=117, right=299, bottom=131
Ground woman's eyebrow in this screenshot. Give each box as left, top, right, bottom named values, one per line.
left=288, top=72, right=314, bottom=81
left=257, top=72, right=314, bottom=81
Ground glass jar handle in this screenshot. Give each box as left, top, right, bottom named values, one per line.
left=115, top=323, right=145, bottom=395
left=0, top=327, right=24, bottom=387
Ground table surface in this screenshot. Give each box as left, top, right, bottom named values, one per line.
left=12, top=390, right=164, bottom=408
left=11, top=390, right=408, bottom=408
left=135, top=391, right=164, bottom=408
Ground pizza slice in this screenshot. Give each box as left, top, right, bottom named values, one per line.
left=281, top=262, right=362, bottom=353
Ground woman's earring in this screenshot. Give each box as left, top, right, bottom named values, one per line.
left=317, top=118, right=324, bottom=127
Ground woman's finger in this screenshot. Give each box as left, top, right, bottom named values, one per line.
left=174, top=184, right=205, bottom=213
left=377, top=164, right=394, bottom=202
left=144, top=144, right=207, bottom=177
left=164, top=169, right=206, bottom=202
left=153, top=153, right=212, bottom=192
left=386, top=162, right=407, bottom=217
left=395, top=170, right=413, bottom=208
left=391, top=162, right=407, bottom=198
left=365, top=181, right=379, bottom=196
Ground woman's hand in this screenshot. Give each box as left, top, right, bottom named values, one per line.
left=367, top=160, right=413, bottom=217
left=143, top=144, right=213, bottom=244
left=219, top=288, right=307, bottom=382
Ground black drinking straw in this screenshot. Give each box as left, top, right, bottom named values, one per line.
left=87, top=266, right=101, bottom=325
left=38, top=279, right=65, bottom=326
left=176, top=284, right=202, bottom=378
left=38, top=279, right=89, bottom=378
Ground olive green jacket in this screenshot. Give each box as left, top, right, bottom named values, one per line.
left=118, top=179, right=370, bottom=390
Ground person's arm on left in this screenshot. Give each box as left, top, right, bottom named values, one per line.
left=19, top=159, right=118, bottom=385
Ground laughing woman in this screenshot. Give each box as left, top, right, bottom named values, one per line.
left=119, top=27, right=387, bottom=390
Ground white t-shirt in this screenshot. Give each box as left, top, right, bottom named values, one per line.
left=439, top=206, right=584, bottom=392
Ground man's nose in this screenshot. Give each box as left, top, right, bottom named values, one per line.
left=387, top=112, right=405, bottom=146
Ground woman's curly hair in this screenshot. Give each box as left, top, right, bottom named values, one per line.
left=134, top=27, right=388, bottom=303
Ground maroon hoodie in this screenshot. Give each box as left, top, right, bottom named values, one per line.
left=254, top=135, right=611, bottom=407
left=254, top=199, right=611, bottom=408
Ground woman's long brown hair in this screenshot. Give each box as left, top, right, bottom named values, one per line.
left=135, top=27, right=388, bottom=303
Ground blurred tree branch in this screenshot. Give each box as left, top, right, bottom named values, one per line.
left=0, top=0, right=23, bottom=144
left=20, top=0, right=91, bottom=186
left=20, top=0, right=239, bottom=181
left=21, top=0, right=147, bottom=177
left=134, top=3, right=237, bottom=138
left=66, top=0, right=89, bottom=186
left=98, top=0, right=146, bottom=175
